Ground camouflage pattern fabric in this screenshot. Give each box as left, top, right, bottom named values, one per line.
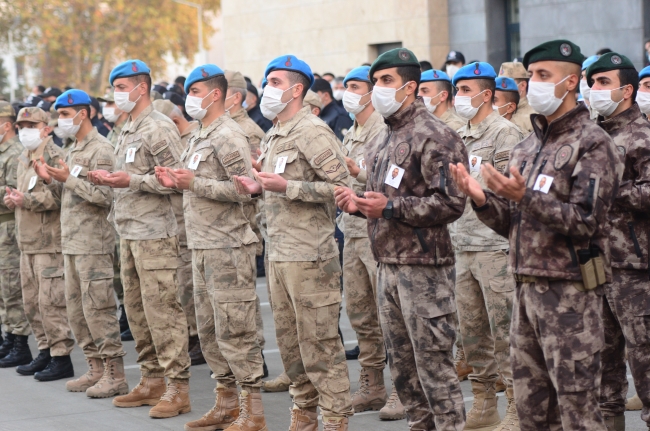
left=0, top=266, right=29, bottom=336
left=439, top=108, right=466, bottom=133
left=510, top=97, right=535, bottom=135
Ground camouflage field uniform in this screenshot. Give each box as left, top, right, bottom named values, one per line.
left=48, top=127, right=124, bottom=360
left=510, top=96, right=535, bottom=135
left=364, top=98, right=467, bottom=430
left=16, top=135, right=74, bottom=356
left=474, top=103, right=619, bottom=431
left=0, top=134, right=29, bottom=337
left=597, top=103, right=650, bottom=422
left=341, top=110, right=386, bottom=370
left=439, top=109, right=466, bottom=133
left=183, top=114, right=263, bottom=389
left=112, top=104, right=190, bottom=382
left=260, top=106, right=353, bottom=418
left=107, top=118, right=125, bottom=304
left=455, top=111, right=521, bottom=388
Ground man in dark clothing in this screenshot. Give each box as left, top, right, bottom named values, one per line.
left=89, top=96, right=110, bottom=137
left=311, top=78, right=353, bottom=141
left=245, top=82, right=273, bottom=132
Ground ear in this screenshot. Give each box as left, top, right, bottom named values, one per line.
left=404, top=80, right=418, bottom=96
left=623, top=84, right=634, bottom=100
left=292, top=84, right=304, bottom=99
left=507, top=102, right=517, bottom=114
left=213, top=88, right=223, bottom=102
left=483, top=89, right=493, bottom=103
left=439, top=91, right=449, bottom=103
left=566, top=74, right=580, bottom=92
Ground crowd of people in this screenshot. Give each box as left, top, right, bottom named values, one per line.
left=0, top=37, right=649, bottom=431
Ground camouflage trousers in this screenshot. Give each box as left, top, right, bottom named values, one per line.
left=193, top=245, right=263, bottom=388
left=600, top=268, right=650, bottom=421
left=0, top=267, right=30, bottom=336
left=177, top=246, right=197, bottom=338
left=511, top=278, right=606, bottom=431
left=63, top=253, right=125, bottom=359
left=455, top=250, right=514, bottom=386
left=342, top=236, right=385, bottom=370
left=113, top=237, right=123, bottom=305
left=378, top=263, right=465, bottom=431
left=121, top=236, right=190, bottom=381
left=20, top=252, right=74, bottom=356
left=269, top=257, right=354, bottom=418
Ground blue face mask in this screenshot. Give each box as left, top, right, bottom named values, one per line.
left=242, top=100, right=248, bottom=109
left=349, top=112, right=355, bottom=121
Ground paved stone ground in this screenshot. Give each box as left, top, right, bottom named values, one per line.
left=0, top=277, right=646, bottom=430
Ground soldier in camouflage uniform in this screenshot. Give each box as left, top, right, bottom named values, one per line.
left=498, top=62, right=535, bottom=134
left=32, top=90, right=128, bottom=398
left=452, top=62, right=522, bottom=431
left=337, top=48, right=468, bottom=431
left=419, top=69, right=466, bottom=131
left=0, top=102, right=31, bottom=366
left=452, top=40, right=619, bottom=431
left=234, top=55, right=353, bottom=431
left=586, top=53, right=650, bottom=431
left=89, top=60, right=191, bottom=418
left=6, top=107, right=75, bottom=381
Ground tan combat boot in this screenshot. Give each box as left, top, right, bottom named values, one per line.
left=465, top=381, right=501, bottom=431
left=322, top=416, right=348, bottom=430
left=604, top=415, right=625, bottom=431
left=378, top=386, right=405, bottom=420
left=149, top=380, right=192, bottom=418
left=184, top=385, right=240, bottom=430
left=352, top=367, right=387, bottom=412
left=288, top=405, right=318, bottom=431
left=66, top=357, right=104, bottom=392
left=495, top=376, right=506, bottom=393
left=455, top=348, right=472, bottom=381
left=86, top=357, right=129, bottom=398
left=262, top=371, right=290, bottom=392
left=113, top=376, right=166, bottom=407
left=494, top=387, right=519, bottom=431
left=224, top=388, right=267, bottom=431
left=627, top=393, right=642, bottom=410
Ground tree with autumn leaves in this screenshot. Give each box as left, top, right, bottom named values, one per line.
left=0, top=0, right=220, bottom=94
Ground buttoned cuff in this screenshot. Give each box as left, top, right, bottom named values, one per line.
left=64, top=175, right=80, bottom=192
left=22, top=193, right=33, bottom=210
left=392, top=197, right=402, bottom=219
left=129, top=174, right=142, bottom=191
left=285, top=180, right=300, bottom=200
left=189, top=177, right=197, bottom=193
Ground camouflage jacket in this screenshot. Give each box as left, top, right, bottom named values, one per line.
left=0, top=135, right=22, bottom=268
left=48, top=128, right=115, bottom=255
left=363, top=98, right=467, bottom=266
left=230, top=108, right=265, bottom=157
left=455, top=111, right=522, bottom=251
left=439, top=108, right=466, bottom=133
left=599, top=103, right=650, bottom=270
left=170, top=120, right=199, bottom=247
left=474, top=103, right=620, bottom=281
left=341, top=110, right=386, bottom=238
left=259, top=106, right=349, bottom=262
left=15, top=137, right=64, bottom=254
left=106, top=120, right=124, bottom=148
left=111, top=104, right=184, bottom=240
left=510, top=96, right=535, bottom=135
left=182, top=114, right=257, bottom=250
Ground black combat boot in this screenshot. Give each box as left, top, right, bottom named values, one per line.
left=0, top=333, right=15, bottom=358
left=118, top=304, right=130, bottom=333
left=189, top=337, right=206, bottom=366
left=345, top=345, right=360, bottom=361
left=34, top=355, right=74, bottom=381
left=262, top=351, right=269, bottom=378
left=120, top=328, right=134, bottom=341
left=0, top=335, right=33, bottom=368
left=15, top=347, right=49, bottom=375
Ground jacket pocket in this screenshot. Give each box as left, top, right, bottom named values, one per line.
left=80, top=267, right=115, bottom=310
left=300, top=290, right=342, bottom=341
left=557, top=330, right=603, bottom=393
left=142, top=257, right=179, bottom=305
left=488, top=276, right=515, bottom=293
left=625, top=292, right=650, bottom=346
left=41, top=267, right=66, bottom=307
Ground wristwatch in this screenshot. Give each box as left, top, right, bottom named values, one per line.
left=382, top=201, right=394, bottom=220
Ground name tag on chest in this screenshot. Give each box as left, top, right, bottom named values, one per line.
left=384, top=164, right=405, bottom=188
left=275, top=156, right=288, bottom=174
left=70, top=165, right=83, bottom=177
left=187, top=152, right=202, bottom=170
left=28, top=176, right=38, bottom=190
left=125, top=147, right=136, bottom=163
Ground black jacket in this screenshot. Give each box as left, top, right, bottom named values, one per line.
left=319, top=101, right=353, bottom=141
left=248, top=104, right=273, bottom=133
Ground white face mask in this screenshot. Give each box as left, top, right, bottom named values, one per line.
left=260, top=84, right=296, bottom=120
left=333, top=89, right=345, bottom=101
left=57, top=111, right=82, bottom=139
left=114, top=84, right=142, bottom=113
left=636, top=91, right=650, bottom=114
left=446, top=65, right=460, bottom=79
left=0, top=122, right=8, bottom=143
left=185, top=89, right=216, bottom=121
left=455, top=90, right=486, bottom=121
left=589, top=86, right=625, bottom=117
left=579, top=79, right=591, bottom=102
left=342, top=90, right=372, bottom=115
left=371, top=82, right=410, bottom=118
left=103, top=107, right=120, bottom=123
left=19, top=128, right=43, bottom=151
left=422, top=91, right=444, bottom=114
left=493, top=103, right=511, bottom=117
left=224, top=94, right=236, bottom=112
left=527, top=76, right=570, bottom=116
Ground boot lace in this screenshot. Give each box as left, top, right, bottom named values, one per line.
left=160, top=383, right=179, bottom=403
left=323, top=419, right=344, bottom=430
left=385, top=388, right=400, bottom=408
left=95, top=360, right=114, bottom=386
left=231, top=392, right=251, bottom=425
left=352, top=369, right=370, bottom=398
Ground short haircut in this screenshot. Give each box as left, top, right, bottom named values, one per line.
left=203, top=75, right=229, bottom=97
left=129, top=74, right=152, bottom=93
left=514, top=78, right=529, bottom=94
left=311, top=78, right=333, bottom=97
left=396, top=66, right=421, bottom=96
left=433, top=80, right=454, bottom=105
left=323, top=72, right=335, bottom=79
left=37, top=85, right=45, bottom=93
left=497, top=90, right=520, bottom=111
left=0, top=115, right=16, bottom=124
left=618, top=68, right=639, bottom=102
left=174, top=76, right=186, bottom=85
left=475, top=79, right=496, bottom=103
left=419, top=60, right=433, bottom=71
left=596, top=48, right=613, bottom=55
left=71, top=105, right=92, bottom=119
left=287, top=71, right=311, bottom=98
left=230, top=87, right=247, bottom=104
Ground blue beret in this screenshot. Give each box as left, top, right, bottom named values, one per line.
left=420, top=69, right=451, bottom=83
left=109, top=60, right=151, bottom=86
left=452, top=62, right=497, bottom=86
left=582, top=55, right=599, bottom=71
left=495, top=77, right=518, bottom=92
left=54, top=89, right=91, bottom=110
left=264, top=55, right=314, bottom=88
left=640, top=66, right=650, bottom=81
left=184, top=64, right=225, bottom=93
left=343, top=66, right=371, bottom=87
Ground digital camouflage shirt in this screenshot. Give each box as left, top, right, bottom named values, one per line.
left=230, top=108, right=265, bottom=157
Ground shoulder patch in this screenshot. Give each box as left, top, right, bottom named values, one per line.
left=97, top=158, right=112, bottom=166
left=151, top=140, right=168, bottom=155
left=222, top=150, right=243, bottom=166
left=394, top=142, right=410, bottom=165
left=554, top=145, right=573, bottom=170
left=321, top=157, right=347, bottom=181
left=314, top=149, right=334, bottom=166
left=494, top=151, right=510, bottom=162
left=157, top=149, right=175, bottom=167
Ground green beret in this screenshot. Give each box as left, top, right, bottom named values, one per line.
left=523, top=40, right=585, bottom=69
left=585, top=52, right=636, bottom=87
left=369, top=48, right=420, bottom=81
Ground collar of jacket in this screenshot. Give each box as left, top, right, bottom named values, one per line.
left=349, top=110, right=382, bottom=143
left=124, top=104, right=154, bottom=133
left=458, top=110, right=500, bottom=140
left=531, top=102, right=589, bottom=141
left=70, top=127, right=99, bottom=153
left=198, top=114, right=228, bottom=139
left=384, top=97, right=424, bottom=129
left=598, top=102, right=642, bottom=134
left=271, top=106, right=311, bottom=138
left=182, top=120, right=200, bottom=139
left=229, top=107, right=248, bottom=122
